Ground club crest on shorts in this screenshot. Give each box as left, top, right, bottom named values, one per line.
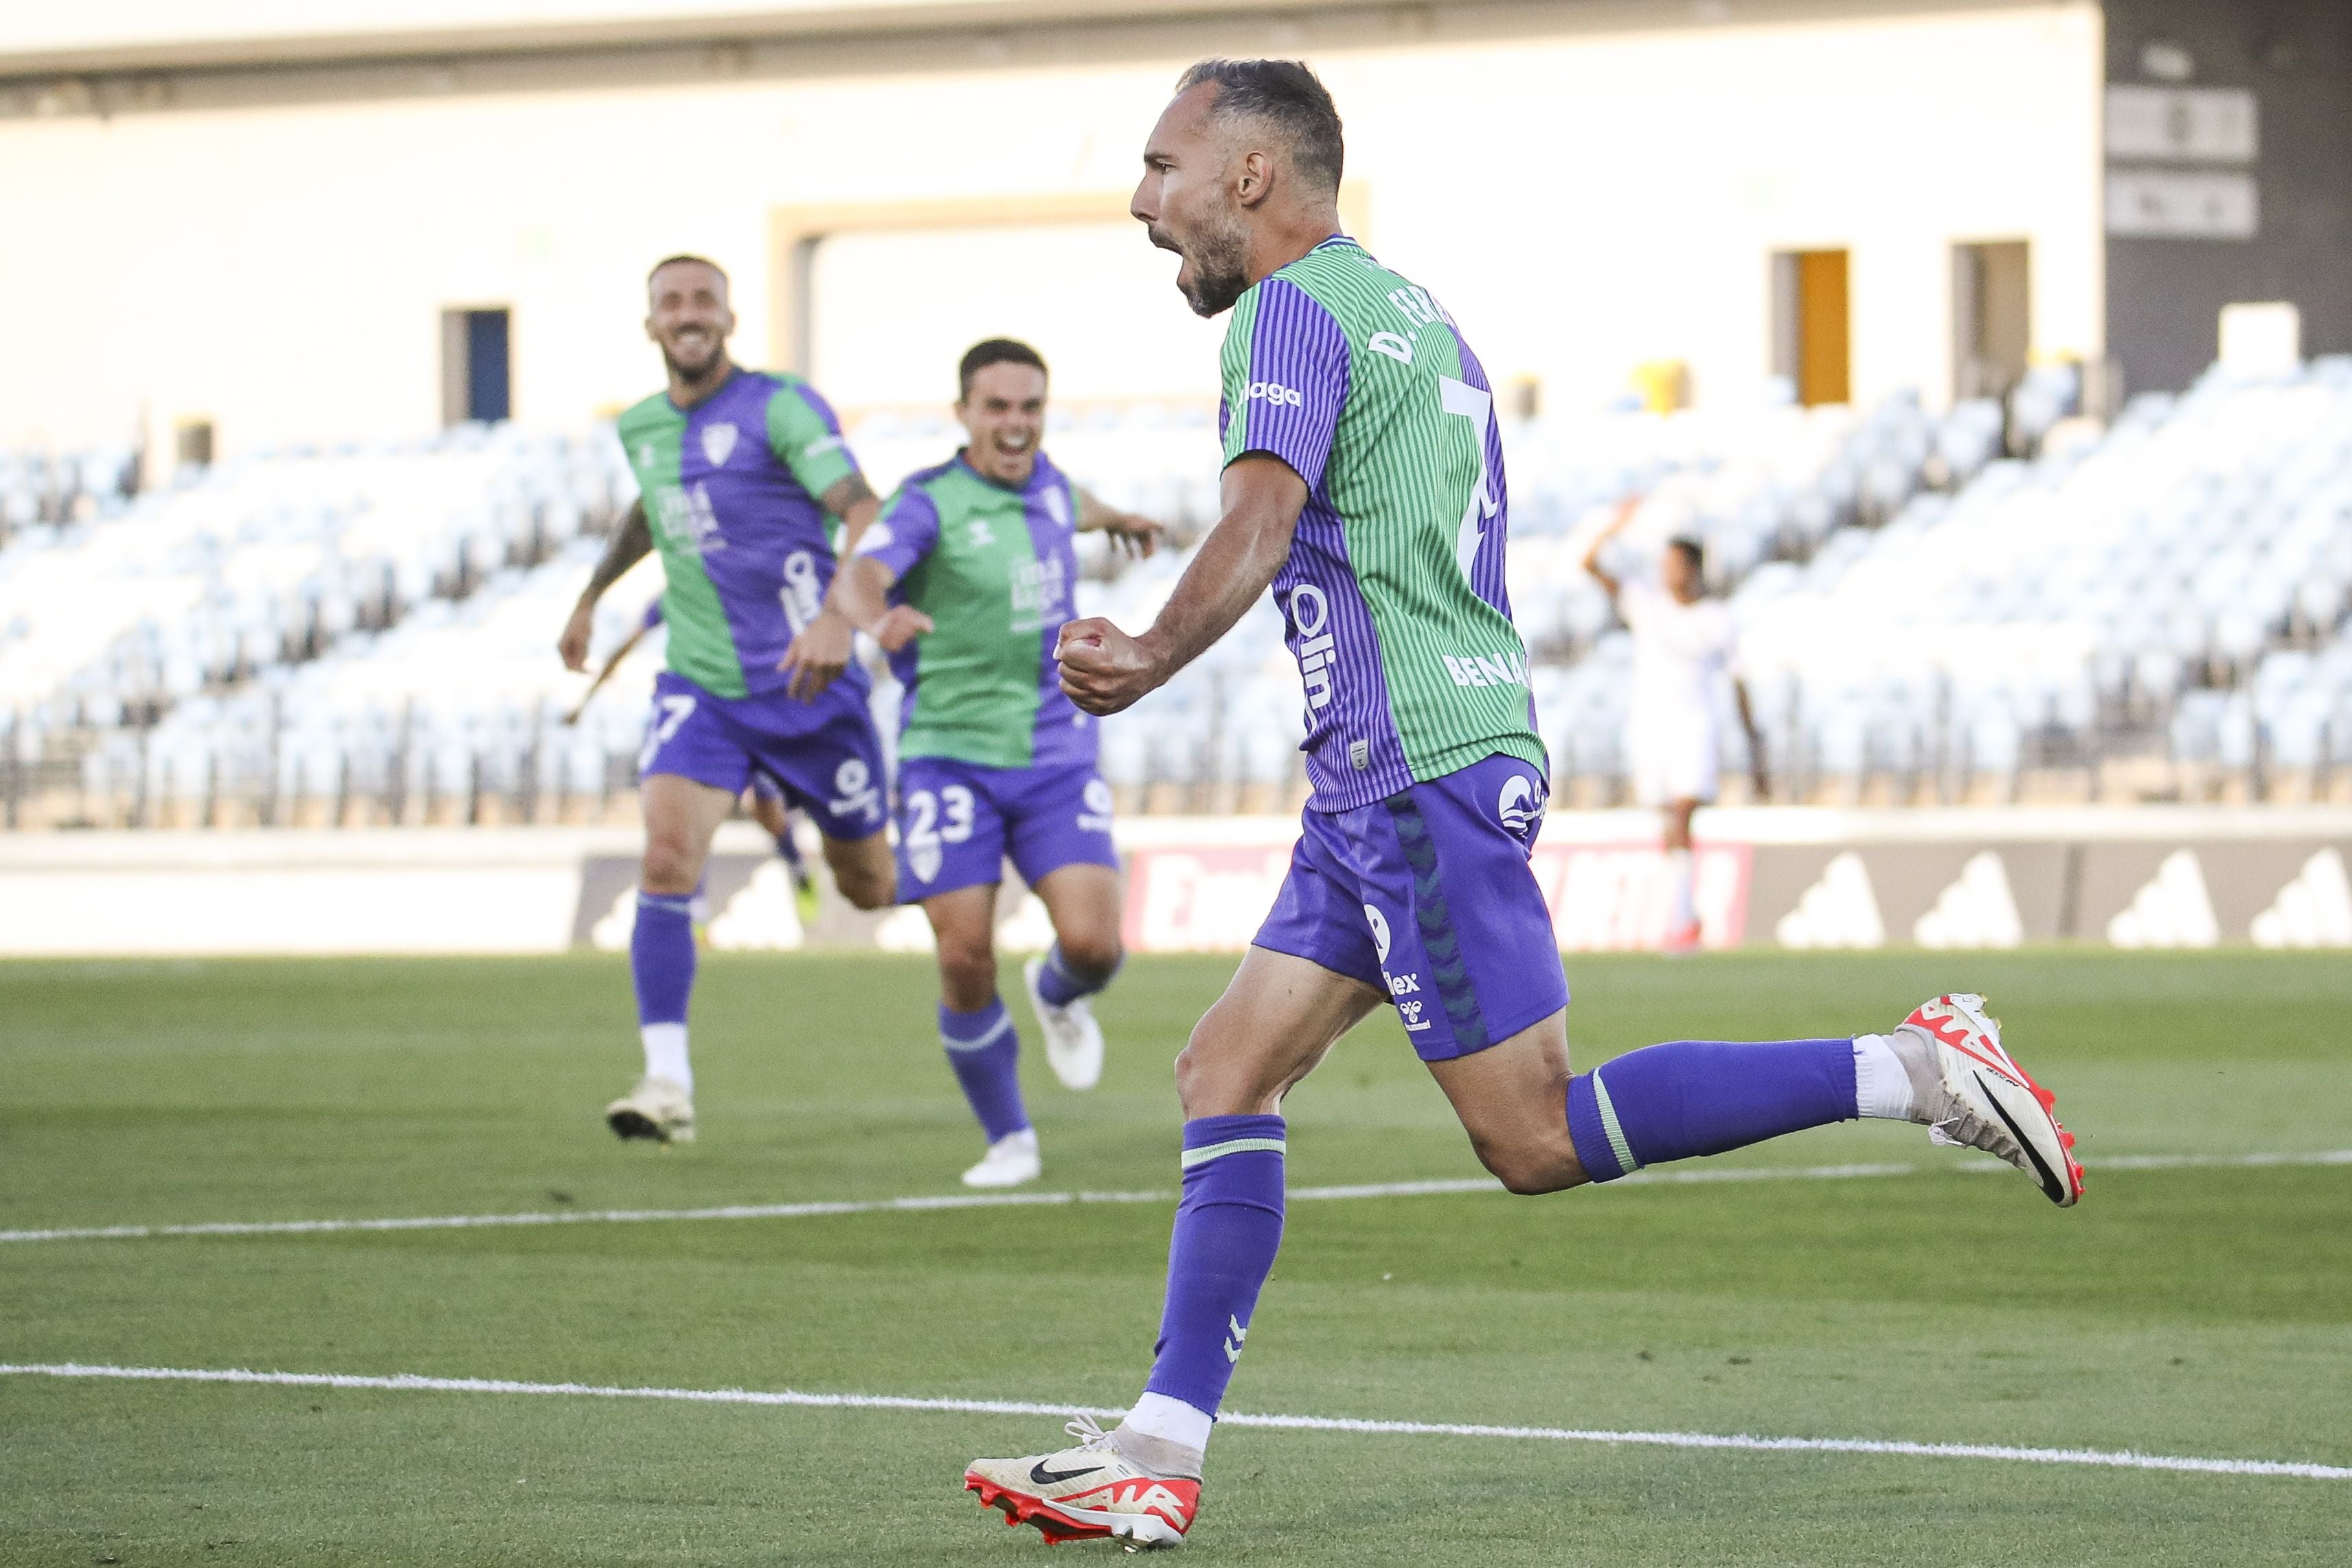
left=910, top=841, right=943, bottom=883
left=1078, top=776, right=1114, bottom=832
left=1363, top=902, right=1392, bottom=964
left=1497, top=773, right=1542, bottom=836
left=699, top=421, right=738, bottom=468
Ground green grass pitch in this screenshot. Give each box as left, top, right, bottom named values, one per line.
left=3, top=949, right=2349, bottom=1565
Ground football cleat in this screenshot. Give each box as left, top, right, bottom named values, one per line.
left=1659, top=918, right=1703, bottom=956
left=1024, top=957, right=1105, bottom=1091
left=966, top=1416, right=1200, bottom=1549
left=605, top=1074, right=695, bottom=1144
left=1894, top=993, right=2081, bottom=1206
left=961, top=1128, right=1042, bottom=1189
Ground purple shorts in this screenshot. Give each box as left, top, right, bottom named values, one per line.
left=894, top=755, right=1119, bottom=900
left=639, top=671, right=886, bottom=841
left=1253, top=751, right=1568, bottom=1063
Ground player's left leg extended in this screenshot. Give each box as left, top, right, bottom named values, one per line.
left=1021, top=865, right=1122, bottom=1091
left=1007, top=765, right=1125, bottom=1091
left=1372, top=756, right=2079, bottom=1204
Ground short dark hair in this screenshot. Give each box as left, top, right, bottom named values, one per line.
left=1174, top=58, right=1344, bottom=194
left=647, top=254, right=727, bottom=292
left=958, top=338, right=1049, bottom=400
left=1669, top=536, right=1706, bottom=575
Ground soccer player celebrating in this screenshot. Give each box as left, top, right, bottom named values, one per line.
left=961, top=60, right=2081, bottom=1548
left=1581, top=499, right=1767, bottom=952
left=793, top=338, right=1162, bottom=1189
left=558, top=255, right=894, bottom=1144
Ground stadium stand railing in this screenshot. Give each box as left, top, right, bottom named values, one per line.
left=1, top=359, right=2344, bottom=829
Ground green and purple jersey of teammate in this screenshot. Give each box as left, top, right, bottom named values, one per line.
left=855, top=451, right=1096, bottom=772
left=617, top=368, right=868, bottom=714
left=1218, top=235, right=1545, bottom=810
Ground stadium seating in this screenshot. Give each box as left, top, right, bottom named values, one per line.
left=1701, top=356, right=2352, bottom=803
left=0, top=443, right=139, bottom=534
left=3, top=358, right=2344, bottom=828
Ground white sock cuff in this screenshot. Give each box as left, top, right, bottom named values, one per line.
left=1851, top=1032, right=1913, bottom=1121
left=1123, top=1391, right=1214, bottom=1453
left=641, top=1022, right=692, bottom=1095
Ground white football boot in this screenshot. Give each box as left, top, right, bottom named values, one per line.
left=604, top=1074, right=695, bottom=1144
left=1892, top=993, right=2082, bottom=1206
left=961, top=1128, right=1041, bottom=1188
left=1024, top=956, right=1105, bottom=1091
left=966, top=1416, right=1201, bottom=1549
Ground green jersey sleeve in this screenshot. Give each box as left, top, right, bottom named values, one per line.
left=764, top=379, right=859, bottom=503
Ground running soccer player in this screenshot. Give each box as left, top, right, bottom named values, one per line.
left=793, top=338, right=1162, bottom=1189
left=962, top=59, right=2082, bottom=1548
left=1582, top=499, right=1767, bottom=952
left=557, top=254, right=894, bottom=1144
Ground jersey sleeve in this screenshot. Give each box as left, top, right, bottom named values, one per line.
left=1219, top=277, right=1348, bottom=490
left=765, top=380, right=860, bottom=503
left=852, top=484, right=940, bottom=587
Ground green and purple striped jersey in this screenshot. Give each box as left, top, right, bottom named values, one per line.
left=1220, top=236, right=1544, bottom=812
left=616, top=369, right=863, bottom=709
left=855, top=452, right=1094, bottom=771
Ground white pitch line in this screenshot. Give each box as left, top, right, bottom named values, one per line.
left=3, top=1361, right=2344, bottom=1484
left=3, top=1150, right=2344, bottom=1247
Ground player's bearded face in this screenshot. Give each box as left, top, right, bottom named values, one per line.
left=645, top=265, right=734, bottom=380
left=1153, top=201, right=1252, bottom=319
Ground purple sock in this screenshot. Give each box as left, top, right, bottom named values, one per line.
left=1142, top=1114, right=1287, bottom=1419
left=631, top=893, right=696, bottom=1025
left=1034, top=942, right=1118, bottom=1008
left=1567, top=1038, right=1857, bottom=1181
left=940, top=999, right=1029, bottom=1143
left=773, top=828, right=804, bottom=870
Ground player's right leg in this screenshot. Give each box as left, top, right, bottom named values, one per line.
left=965, top=832, right=1383, bottom=1545
left=609, top=766, right=740, bottom=1144
left=922, top=882, right=1040, bottom=1188
left=1660, top=796, right=1701, bottom=953
left=895, top=758, right=1041, bottom=1185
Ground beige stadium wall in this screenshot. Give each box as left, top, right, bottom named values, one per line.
left=0, top=3, right=2100, bottom=456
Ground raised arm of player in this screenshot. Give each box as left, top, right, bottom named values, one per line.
left=1074, top=486, right=1165, bottom=558
left=1057, top=454, right=1304, bottom=716
left=1579, top=494, right=1640, bottom=603
left=558, top=497, right=653, bottom=671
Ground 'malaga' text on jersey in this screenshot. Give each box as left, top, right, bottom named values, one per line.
left=617, top=370, right=866, bottom=712
left=1221, top=236, right=1544, bottom=811
left=857, top=452, right=1094, bottom=771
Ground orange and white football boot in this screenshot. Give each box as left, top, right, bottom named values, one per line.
left=1894, top=992, right=2083, bottom=1206
left=965, top=1416, right=1200, bottom=1549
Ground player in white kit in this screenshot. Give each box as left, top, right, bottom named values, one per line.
left=1584, top=501, right=1766, bottom=952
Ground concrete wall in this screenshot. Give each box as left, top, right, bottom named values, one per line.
left=2103, top=0, right=2352, bottom=394
left=0, top=3, right=2102, bottom=455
